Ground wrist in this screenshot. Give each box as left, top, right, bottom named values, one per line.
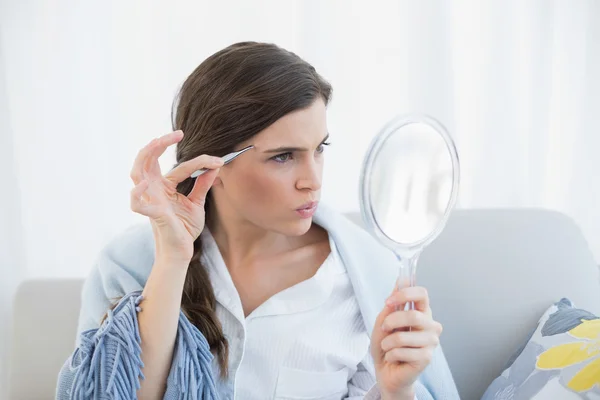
left=154, top=239, right=194, bottom=265
left=154, top=251, right=192, bottom=270
left=151, top=225, right=196, bottom=262
left=381, top=386, right=415, bottom=400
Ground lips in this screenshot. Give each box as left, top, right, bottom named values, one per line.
left=295, top=201, right=319, bottom=218
left=296, top=201, right=318, bottom=211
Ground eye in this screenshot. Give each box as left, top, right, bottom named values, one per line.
left=272, top=152, right=293, bottom=163
left=316, top=141, right=331, bottom=154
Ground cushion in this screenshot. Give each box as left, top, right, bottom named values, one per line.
left=482, top=298, right=600, bottom=399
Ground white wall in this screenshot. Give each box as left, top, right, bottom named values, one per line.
left=1, top=0, right=599, bottom=391
left=3, top=0, right=599, bottom=280
left=0, top=28, right=24, bottom=398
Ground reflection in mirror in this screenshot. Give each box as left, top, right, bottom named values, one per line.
left=369, top=122, right=454, bottom=245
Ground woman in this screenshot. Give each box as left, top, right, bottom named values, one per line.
left=56, top=42, right=459, bottom=400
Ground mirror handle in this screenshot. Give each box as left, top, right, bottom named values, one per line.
left=393, top=253, right=419, bottom=332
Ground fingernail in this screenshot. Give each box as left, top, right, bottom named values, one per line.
left=385, top=298, right=395, bottom=307
left=381, top=324, right=388, bottom=332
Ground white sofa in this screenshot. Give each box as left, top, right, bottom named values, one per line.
left=7, top=208, right=600, bottom=400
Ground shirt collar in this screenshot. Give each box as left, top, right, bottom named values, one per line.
left=199, top=228, right=344, bottom=323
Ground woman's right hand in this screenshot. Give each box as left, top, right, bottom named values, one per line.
left=129, top=130, right=224, bottom=262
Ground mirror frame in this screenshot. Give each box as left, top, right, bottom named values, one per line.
left=359, top=114, right=461, bottom=256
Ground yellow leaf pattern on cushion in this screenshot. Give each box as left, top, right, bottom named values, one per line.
left=567, top=357, right=600, bottom=391
left=537, top=342, right=600, bottom=369
left=535, top=318, right=600, bottom=393
left=569, top=319, right=600, bottom=340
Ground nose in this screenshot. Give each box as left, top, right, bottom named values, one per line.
left=295, top=158, right=322, bottom=192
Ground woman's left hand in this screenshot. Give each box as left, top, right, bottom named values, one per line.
left=370, top=286, right=443, bottom=400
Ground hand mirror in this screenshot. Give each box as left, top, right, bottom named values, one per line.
left=359, top=114, right=460, bottom=309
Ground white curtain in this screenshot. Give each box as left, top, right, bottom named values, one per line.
left=1, top=0, right=599, bottom=389
left=0, top=27, right=25, bottom=396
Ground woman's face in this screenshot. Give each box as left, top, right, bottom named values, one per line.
left=212, top=98, right=329, bottom=236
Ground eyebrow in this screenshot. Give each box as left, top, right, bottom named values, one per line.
left=262, top=134, right=330, bottom=153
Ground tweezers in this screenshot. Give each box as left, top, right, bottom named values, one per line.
left=190, top=145, right=254, bottom=178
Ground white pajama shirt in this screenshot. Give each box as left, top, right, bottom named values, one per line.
left=201, top=230, right=381, bottom=400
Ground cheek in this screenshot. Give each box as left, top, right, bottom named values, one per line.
left=235, top=166, right=290, bottom=204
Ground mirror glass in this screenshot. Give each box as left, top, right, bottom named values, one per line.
left=369, top=121, right=454, bottom=245
left=359, top=114, right=460, bottom=297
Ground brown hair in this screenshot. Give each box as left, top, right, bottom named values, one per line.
left=171, top=41, right=332, bottom=377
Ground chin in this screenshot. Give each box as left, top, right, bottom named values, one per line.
left=279, top=218, right=313, bottom=237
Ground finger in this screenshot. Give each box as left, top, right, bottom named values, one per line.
left=144, top=130, right=185, bottom=172
left=384, top=347, right=434, bottom=365
left=165, top=154, right=224, bottom=184
left=188, top=168, right=220, bottom=205
left=386, top=286, right=430, bottom=313
left=381, top=331, right=440, bottom=353
left=130, top=131, right=184, bottom=184
left=131, top=179, right=149, bottom=199
left=381, top=309, right=440, bottom=333
left=130, top=180, right=157, bottom=217
left=370, top=286, right=399, bottom=363
left=130, top=140, right=157, bottom=184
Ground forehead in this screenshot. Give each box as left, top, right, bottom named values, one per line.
left=243, top=99, right=327, bottom=149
